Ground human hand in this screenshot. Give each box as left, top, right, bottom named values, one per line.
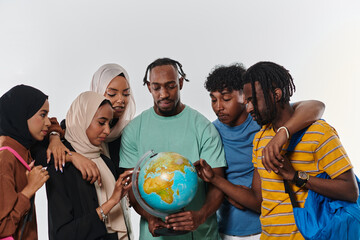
left=22, top=161, right=49, bottom=199
left=110, top=170, right=133, bottom=203
left=262, top=129, right=288, bottom=173
left=148, top=216, right=168, bottom=237
left=165, top=210, right=205, bottom=232
left=70, top=152, right=101, bottom=185
left=193, top=158, right=215, bottom=183
left=276, top=154, right=296, bottom=181
left=47, top=134, right=71, bottom=172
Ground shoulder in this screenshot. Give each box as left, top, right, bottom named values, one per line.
left=0, top=149, right=17, bottom=173
left=305, top=119, right=339, bottom=141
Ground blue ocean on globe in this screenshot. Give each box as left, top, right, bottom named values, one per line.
left=137, top=152, right=198, bottom=213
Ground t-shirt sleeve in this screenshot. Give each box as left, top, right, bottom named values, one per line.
left=119, top=122, right=139, bottom=169
left=199, top=122, right=226, bottom=168
left=314, top=126, right=352, bottom=179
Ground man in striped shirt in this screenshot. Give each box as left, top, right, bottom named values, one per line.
left=241, top=61, right=358, bottom=239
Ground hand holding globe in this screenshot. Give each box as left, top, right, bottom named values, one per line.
left=132, top=150, right=198, bottom=236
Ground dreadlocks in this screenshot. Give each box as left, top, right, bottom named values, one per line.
left=204, top=63, right=246, bottom=92
left=243, top=61, right=296, bottom=125
left=143, top=58, right=189, bottom=86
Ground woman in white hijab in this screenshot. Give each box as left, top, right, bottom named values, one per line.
left=46, top=91, right=133, bottom=240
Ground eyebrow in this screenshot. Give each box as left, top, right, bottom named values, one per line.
left=40, top=109, right=49, bottom=114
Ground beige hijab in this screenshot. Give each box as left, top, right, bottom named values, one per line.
left=65, top=91, right=127, bottom=238
left=90, top=63, right=136, bottom=142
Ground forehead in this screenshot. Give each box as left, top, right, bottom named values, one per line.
left=149, top=65, right=178, bottom=83
left=243, top=82, right=262, bottom=97
left=107, top=76, right=129, bottom=89
left=94, top=103, right=113, bottom=118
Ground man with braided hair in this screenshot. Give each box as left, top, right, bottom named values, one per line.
left=120, top=57, right=226, bottom=240
left=197, top=61, right=358, bottom=240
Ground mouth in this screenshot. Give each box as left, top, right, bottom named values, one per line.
left=217, top=114, right=228, bottom=121
left=98, top=137, right=106, bottom=142
left=113, top=106, right=125, bottom=113
left=41, top=130, right=48, bottom=135
left=158, top=100, right=173, bottom=108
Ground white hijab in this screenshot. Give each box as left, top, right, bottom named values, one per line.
left=65, top=91, right=127, bottom=236
left=90, top=63, right=136, bottom=143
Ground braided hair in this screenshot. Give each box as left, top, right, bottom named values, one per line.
left=243, top=61, right=296, bottom=124
left=204, top=63, right=246, bottom=92
left=143, top=58, right=189, bottom=86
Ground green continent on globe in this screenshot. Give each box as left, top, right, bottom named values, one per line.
left=143, top=152, right=193, bottom=204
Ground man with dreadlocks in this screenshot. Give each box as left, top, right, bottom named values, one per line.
left=202, top=63, right=325, bottom=240
left=119, top=58, right=226, bottom=240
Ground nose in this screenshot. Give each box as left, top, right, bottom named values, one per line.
left=246, top=101, right=254, bottom=114
left=115, top=95, right=125, bottom=104
left=45, top=117, right=51, bottom=127
left=214, top=100, right=223, bottom=112
left=159, top=87, right=169, bottom=99
left=103, top=123, right=111, bottom=136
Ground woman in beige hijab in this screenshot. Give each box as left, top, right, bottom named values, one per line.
left=46, top=91, right=133, bottom=240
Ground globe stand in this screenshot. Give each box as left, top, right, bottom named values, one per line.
left=132, top=150, right=197, bottom=237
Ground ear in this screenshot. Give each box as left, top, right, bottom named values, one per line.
left=146, top=82, right=151, bottom=93
left=179, top=77, right=184, bottom=90
left=274, top=88, right=282, bottom=102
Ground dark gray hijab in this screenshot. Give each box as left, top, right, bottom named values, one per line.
left=0, top=84, right=48, bottom=149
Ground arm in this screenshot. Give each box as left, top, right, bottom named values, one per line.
left=194, top=159, right=262, bottom=213
left=0, top=160, right=48, bottom=237
left=262, top=100, right=325, bottom=173
left=165, top=167, right=225, bottom=231
left=46, top=117, right=70, bottom=171
left=279, top=156, right=358, bottom=202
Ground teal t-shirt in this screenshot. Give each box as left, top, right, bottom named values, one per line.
left=120, top=105, right=226, bottom=240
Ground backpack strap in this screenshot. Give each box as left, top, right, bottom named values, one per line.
left=0, top=146, right=31, bottom=171
left=283, top=126, right=310, bottom=208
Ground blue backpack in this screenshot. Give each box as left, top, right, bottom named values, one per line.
left=284, top=127, right=360, bottom=240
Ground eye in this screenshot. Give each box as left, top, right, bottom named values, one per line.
left=168, top=84, right=176, bottom=89
left=106, top=92, right=116, bottom=97
left=123, top=93, right=130, bottom=97
left=223, top=98, right=231, bottom=102
left=211, top=98, right=217, bottom=103
left=98, top=121, right=106, bottom=126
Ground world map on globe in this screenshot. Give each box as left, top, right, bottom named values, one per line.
left=137, top=152, right=198, bottom=213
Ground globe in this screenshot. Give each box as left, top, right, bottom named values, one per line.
left=132, top=150, right=198, bottom=218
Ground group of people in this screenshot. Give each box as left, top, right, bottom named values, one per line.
left=0, top=58, right=358, bottom=240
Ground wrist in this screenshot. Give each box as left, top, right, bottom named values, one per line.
left=292, top=171, right=309, bottom=188
left=277, top=126, right=290, bottom=140
left=21, top=186, right=35, bottom=199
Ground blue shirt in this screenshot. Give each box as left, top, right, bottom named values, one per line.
left=213, top=114, right=262, bottom=236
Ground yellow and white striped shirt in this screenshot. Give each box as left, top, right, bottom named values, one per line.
left=253, top=120, right=352, bottom=240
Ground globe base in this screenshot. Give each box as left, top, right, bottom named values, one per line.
left=154, top=228, right=190, bottom=236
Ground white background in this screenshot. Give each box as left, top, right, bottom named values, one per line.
left=1, top=1, right=359, bottom=239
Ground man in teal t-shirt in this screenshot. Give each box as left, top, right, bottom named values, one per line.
left=119, top=58, right=226, bottom=240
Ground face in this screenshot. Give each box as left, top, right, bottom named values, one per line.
left=27, top=99, right=51, bottom=141
left=210, top=89, right=246, bottom=127
left=243, top=81, right=273, bottom=125
left=147, top=65, right=184, bottom=116
left=104, top=76, right=130, bottom=119
left=86, top=103, right=113, bottom=146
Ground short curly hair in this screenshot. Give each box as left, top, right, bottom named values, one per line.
left=204, top=63, right=246, bottom=93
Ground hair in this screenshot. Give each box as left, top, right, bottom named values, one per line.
left=243, top=61, right=296, bottom=124
left=204, top=63, right=246, bottom=92
left=99, top=99, right=112, bottom=108
left=143, top=57, right=189, bottom=85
